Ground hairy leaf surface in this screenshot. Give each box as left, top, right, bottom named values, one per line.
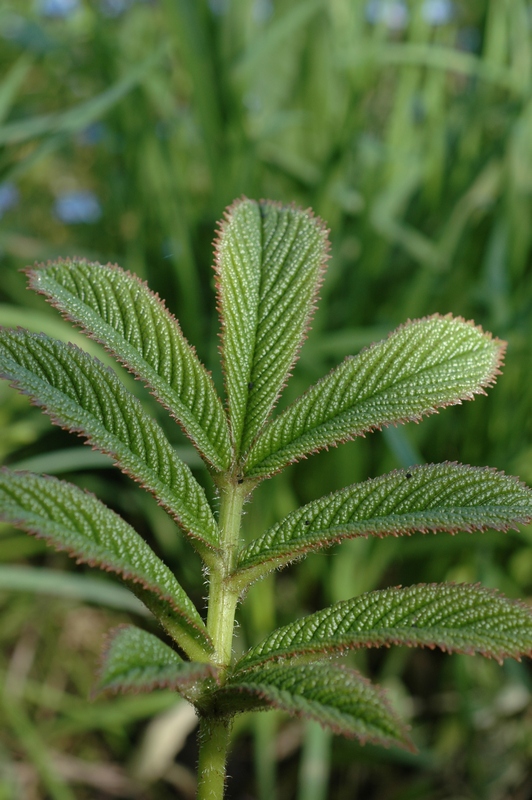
left=215, top=198, right=329, bottom=457
left=29, top=260, right=231, bottom=471
left=0, top=469, right=213, bottom=660
left=0, top=328, right=219, bottom=554
left=245, top=316, right=505, bottom=478
left=235, top=583, right=532, bottom=671
left=97, top=625, right=218, bottom=695
left=236, top=464, right=532, bottom=582
left=210, top=664, right=413, bottom=750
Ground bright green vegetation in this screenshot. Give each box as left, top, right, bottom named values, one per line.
left=1, top=198, right=532, bottom=799
left=2, top=2, right=532, bottom=798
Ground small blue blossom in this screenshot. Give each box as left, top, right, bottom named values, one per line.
left=54, top=190, right=102, bottom=224
left=252, top=0, right=273, bottom=23
left=77, top=122, right=106, bottom=146
left=422, top=0, right=454, bottom=26
left=37, top=0, right=80, bottom=18
left=209, top=0, right=229, bottom=16
left=366, top=0, right=409, bottom=31
left=0, top=183, right=19, bottom=218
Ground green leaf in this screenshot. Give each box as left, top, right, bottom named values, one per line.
left=215, top=198, right=329, bottom=458
left=235, top=463, right=532, bottom=583
left=245, top=315, right=505, bottom=478
left=0, top=469, right=213, bottom=661
left=208, top=664, right=413, bottom=751
left=235, top=583, right=532, bottom=672
left=0, top=328, right=219, bottom=556
left=28, top=260, right=231, bottom=471
left=97, top=625, right=218, bottom=695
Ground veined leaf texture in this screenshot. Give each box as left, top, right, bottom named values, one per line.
left=0, top=328, right=219, bottom=554
left=98, top=625, right=218, bottom=694
left=210, top=663, right=414, bottom=751
left=29, top=260, right=232, bottom=471
left=245, top=315, right=504, bottom=478
left=0, top=470, right=212, bottom=660
left=215, top=198, right=329, bottom=458
left=0, top=197, right=531, bottom=761
left=236, top=463, right=532, bottom=581
left=235, top=583, right=532, bottom=671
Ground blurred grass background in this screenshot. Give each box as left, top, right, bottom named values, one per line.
left=1, top=0, right=532, bottom=797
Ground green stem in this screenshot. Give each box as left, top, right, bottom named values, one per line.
left=197, top=478, right=248, bottom=800
left=206, top=479, right=247, bottom=667
left=197, top=716, right=232, bottom=800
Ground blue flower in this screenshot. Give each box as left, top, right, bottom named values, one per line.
left=37, top=0, right=80, bottom=18
left=54, top=190, right=102, bottom=224
left=422, top=0, right=454, bottom=26
left=365, top=0, right=409, bottom=31
left=0, top=183, right=19, bottom=218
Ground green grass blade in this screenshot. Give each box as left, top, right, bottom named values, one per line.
left=29, top=259, right=231, bottom=471
left=245, top=316, right=505, bottom=479
left=216, top=198, right=329, bottom=457
left=0, top=469, right=213, bottom=661
left=97, top=625, right=218, bottom=695
left=235, top=583, right=532, bottom=671
left=235, top=464, right=532, bottom=583
left=209, top=664, right=414, bottom=751
left=0, top=47, right=167, bottom=146
left=0, top=565, right=149, bottom=615
left=0, top=328, right=219, bottom=556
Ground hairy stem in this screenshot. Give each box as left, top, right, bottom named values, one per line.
left=197, top=478, right=248, bottom=799
left=206, top=478, right=247, bottom=667
left=197, top=716, right=232, bottom=800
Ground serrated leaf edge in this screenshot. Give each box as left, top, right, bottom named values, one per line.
left=0, top=329, right=221, bottom=556
left=233, top=582, right=532, bottom=673
left=0, top=468, right=212, bottom=648
left=26, top=259, right=232, bottom=472
left=234, top=462, right=532, bottom=582
left=95, top=624, right=220, bottom=697
left=213, top=196, right=331, bottom=461
left=245, top=314, right=506, bottom=479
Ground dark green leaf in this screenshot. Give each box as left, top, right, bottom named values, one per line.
left=215, top=198, right=329, bottom=458
left=0, top=328, right=219, bottom=557
left=235, top=463, right=532, bottom=583
left=245, top=316, right=505, bottom=478
left=0, top=469, right=213, bottom=660
left=235, top=583, right=532, bottom=671
left=29, top=260, right=231, bottom=471
left=97, top=625, right=218, bottom=695
left=210, top=664, right=413, bottom=751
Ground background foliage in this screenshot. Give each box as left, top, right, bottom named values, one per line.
left=1, top=0, right=532, bottom=797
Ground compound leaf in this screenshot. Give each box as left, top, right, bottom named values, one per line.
left=235, top=463, right=532, bottom=583
left=29, top=260, right=231, bottom=471
left=215, top=198, right=329, bottom=458
left=208, top=663, right=413, bottom=751
left=97, top=625, right=218, bottom=695
left=235, top=583, right=532, bottom=672
left=0, top=328, right=219, bottom=557
left=0, top=469, right=213, bottom=661
left=245, top=315, right=505, bottom=478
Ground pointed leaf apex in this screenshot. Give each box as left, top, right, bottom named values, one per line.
left=214, top=197, right=330, bottom=459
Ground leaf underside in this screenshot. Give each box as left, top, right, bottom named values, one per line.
left=0, top=328, right=219, bottom=555
left=236, top=463, right=532, bottom=582
left=97, top=625, right=218, bottom=695
left=28, top=259, right=231, bottom=471
left=235, top=583, right=532, bottom=672
left=0, top=469, right=212, bottom=659
left=211, top=663, right=413, bottom=751
left=215, top=198, right=329, bottom=459
left=245, top=315, right=505, bottom=479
